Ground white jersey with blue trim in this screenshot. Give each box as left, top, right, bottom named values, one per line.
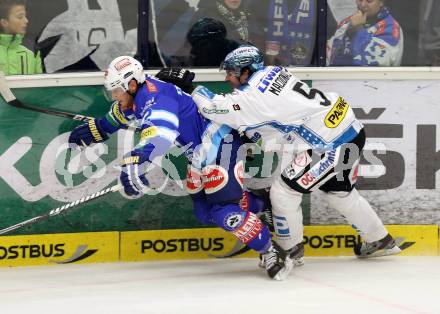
left=192, top=66, right=363, bottom=153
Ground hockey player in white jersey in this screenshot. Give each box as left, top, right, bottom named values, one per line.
left=157, top=46, right=403, bottom=266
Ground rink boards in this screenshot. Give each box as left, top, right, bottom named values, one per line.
left=0, top=225, right=438, bottom=267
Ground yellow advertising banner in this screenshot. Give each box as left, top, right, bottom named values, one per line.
left=0, top=225, right=437, bottom=267
left=303, top=225, right=439, bottom=256
left=120, top=228, right=256, bottom=262
left=0, top=232, right=119, bottom=267
left=121, top=225, right=439, bottom=261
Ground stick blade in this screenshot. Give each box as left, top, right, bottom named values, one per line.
left=0, top=71, right=16, bottom=103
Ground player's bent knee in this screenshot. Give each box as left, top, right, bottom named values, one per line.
left=211, top=203, right=271, bottom=253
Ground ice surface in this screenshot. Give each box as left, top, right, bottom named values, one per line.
left=1, top=256, right=439, bottom=314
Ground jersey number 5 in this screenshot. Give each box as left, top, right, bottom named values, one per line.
left=292, top=82, right=331, bottom=107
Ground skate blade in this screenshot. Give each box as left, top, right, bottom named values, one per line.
left=364, top=245, right=402, bottom=258
left=273, top=258, right=294, bottom=281
left=260, top=257, right=304, bottom=269
left=358, top=237, right=405, bottom=258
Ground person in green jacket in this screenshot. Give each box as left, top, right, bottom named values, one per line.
left=0, top=0, right=42, bottom=75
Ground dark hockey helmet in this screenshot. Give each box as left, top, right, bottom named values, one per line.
left=187, top=17, right=227, bottom=46
left=220, top=45, right=264, bottom=77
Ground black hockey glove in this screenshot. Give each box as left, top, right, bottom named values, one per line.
left=155, top=68, right=195, bottom=94
left=68, top=119, right=109, bottom=147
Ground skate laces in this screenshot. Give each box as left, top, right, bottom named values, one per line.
left=262, top=242, right=294, bottom=280
left=263, top=246, right=279, bottom=270
left=260, top=243, right=304, bottom=269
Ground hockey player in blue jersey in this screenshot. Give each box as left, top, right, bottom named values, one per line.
left=67, top=56, right=292, bottom=280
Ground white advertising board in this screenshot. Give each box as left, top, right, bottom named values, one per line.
left=311, top=80, right=440, bottom=224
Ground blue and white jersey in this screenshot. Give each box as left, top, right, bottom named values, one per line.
left=192, top=66, right=363, bottom=153
left=327, top=7, right=403, bottom=66
left=103, top=75, right=232, bottom=166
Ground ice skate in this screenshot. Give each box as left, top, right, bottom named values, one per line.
left=261, top=241, right=293, bottom=280
left=288, top=242, right=305, bottom=266
left=259, top=242, right=304, bottom=268
left=354, top=234, right=404, bottom=258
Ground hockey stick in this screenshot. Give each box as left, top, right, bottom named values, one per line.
left=0, top=72, right=93, bottom=122
left=0, top=72, right=142, bottom=133
left=0, top=185, right=121, bottom=235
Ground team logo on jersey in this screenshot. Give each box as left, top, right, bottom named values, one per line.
left=146, top=81, right=158, bottom=93
left=224, top=212, right=245, bottom=230
left=325, top=97, right=349, bottom=128
left=202, top=165, right=228, bottom=194
left=234, top=161, right=244, bottom=187
left=186, top=166, right=203, bottom=194
left=233, top=104, right=241, bottom=111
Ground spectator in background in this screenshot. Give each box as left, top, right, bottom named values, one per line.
left=0, top=0, right=42, bottom=75
left=186, top=17, right=240, bottom=67
left=193, top=0, right=262, bottom=49
left=250, top=0, right=317, bottom=67
left=327, top=0, right=403, bottom=66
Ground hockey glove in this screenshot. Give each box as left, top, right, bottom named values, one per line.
left=120, top=151, right=151, bottom=197
left=68, top=119, right=109, bottom=147
left=155, top=67, right=195, bottom=93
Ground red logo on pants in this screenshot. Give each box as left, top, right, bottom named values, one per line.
left=186, top=166, right=203, bottom=194
left=239, top=191, right=250, bottom=211
left=202, top=165, right=228, bottom=194
left=234, top=161, right=244, bottom=187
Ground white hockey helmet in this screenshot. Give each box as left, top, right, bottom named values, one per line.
left=104, top=56, right=145, bottom=92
